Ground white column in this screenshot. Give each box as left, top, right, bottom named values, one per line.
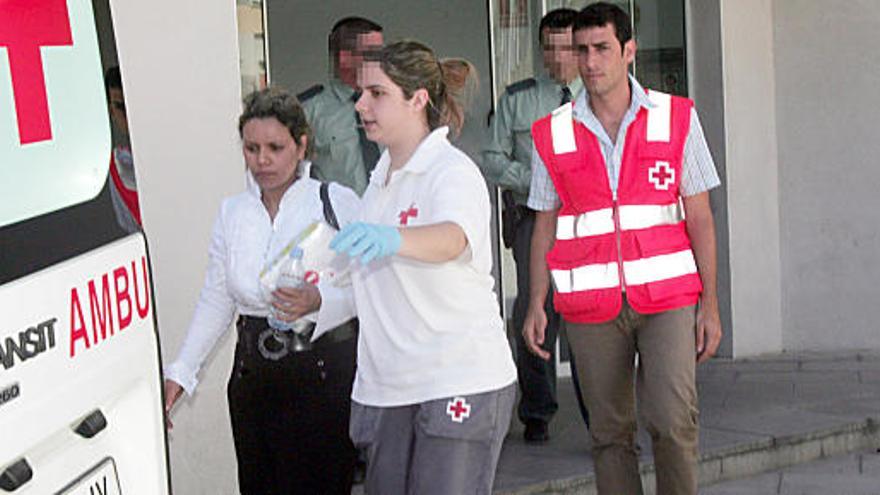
left=110, top=2, right=244, bottom=493
left=719, top=0, right=783, bottom=356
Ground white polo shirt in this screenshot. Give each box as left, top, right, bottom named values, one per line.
left=351, top=127, right=517, bottom=407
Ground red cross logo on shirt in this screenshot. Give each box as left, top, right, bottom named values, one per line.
left=648, top=161, right=675, bottom=190
left=0, top=0, right=73, bottom=145
left=446, top=397, right=471, bottom=423
left=398, top=203, right=419, bottom=226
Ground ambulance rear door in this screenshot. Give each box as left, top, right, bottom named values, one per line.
left=0, top=0, right=169, bottom=493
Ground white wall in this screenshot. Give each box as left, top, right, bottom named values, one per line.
left=719, top=0, right=784, bottom=356
left=773, top=0, right=880, bottom=351
left=109, top=1, right=244, bottom=493
left=695, top=0, right=880, bottom=355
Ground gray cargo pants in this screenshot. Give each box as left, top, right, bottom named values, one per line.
left=350, top=383, right=515, bottom=495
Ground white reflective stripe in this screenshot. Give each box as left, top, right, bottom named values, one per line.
left=556, top=208, right=615, bottom=240
left=551, top=269, right=573, bottom=293
left=556, top=216, right=576, bottom=240
left=575, top=209, right=615, bottom=237
left=572, top=262, right=620, bottom=291
left=623, top=249, right=697, bottom=286
left=618, top=202, right=684, bottom=231
left=550, top=102, right=577, bottom=154
left=646, top=90, right=671, bottom=142
left=552, top=262, right=620, bottom=293
left=554, top=250, right=696, bottom=294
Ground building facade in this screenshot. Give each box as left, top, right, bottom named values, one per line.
left=104, top=1, right=880, bottom=492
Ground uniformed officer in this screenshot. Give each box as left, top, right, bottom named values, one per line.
left=481, top=8, right=588, bottom=443
left=298, top=17, right=384, bottom=196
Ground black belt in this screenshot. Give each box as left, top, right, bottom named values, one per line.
left=236, top=315, right=357, bottom=360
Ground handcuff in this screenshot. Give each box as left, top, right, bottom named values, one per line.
left=257, top=320, right=315, bottom=360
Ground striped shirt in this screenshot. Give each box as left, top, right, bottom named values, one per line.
left=528, top=76, right=720, bottom=211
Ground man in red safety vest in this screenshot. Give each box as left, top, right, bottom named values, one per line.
left=522, top=3, right=722, bottom=494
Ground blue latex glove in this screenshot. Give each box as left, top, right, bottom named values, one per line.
left=330, top=222, right=402, bottom=265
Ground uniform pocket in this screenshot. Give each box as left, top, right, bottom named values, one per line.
left=331, top=127, right=359, bottom=143
left=557, top=168, right=601, bottom=212
left=628, top=224, right=702, bottom=303
left=631, top=223, right=691, bottom=258
left=546, top=240, right=616, bottom=315
left=309, top=134, right=334, bottom=180
left=417, top=390, right=501, bottom=443
left=512, top=126, right=532, bottom=154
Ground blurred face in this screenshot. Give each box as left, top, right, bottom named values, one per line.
left=575, top=23, right=635, bottom=98
left=355, top=62, right=428, bottom=147
left=241, top=117, right=306, bottom=196
left=337, top=30, right=384, bottom=88
left=541, top=27, right=577, bottom=83
left=108, top=87, right=128, bottom=136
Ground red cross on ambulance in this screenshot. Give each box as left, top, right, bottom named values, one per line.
left=648, top=161, right=675, bottom=190
left=1, top=0, right=111, bottom=228
left=0, top=0, right=72, bottom=144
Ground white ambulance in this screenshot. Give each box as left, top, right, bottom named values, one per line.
left=0, top=0, right=169, bottom=493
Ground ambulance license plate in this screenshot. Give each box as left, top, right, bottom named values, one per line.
left=58, top=458, right=122, bottom=495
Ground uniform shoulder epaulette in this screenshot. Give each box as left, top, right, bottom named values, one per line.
left=296, top=84, right=324, bottom=102
left=505, top=78, right=536, bottom=96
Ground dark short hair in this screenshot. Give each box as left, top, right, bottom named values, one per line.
left=238, top=87, right=311, bottom=155
left=328, top=16, right=383, bottom=60
left=104, top=66, right=122, bottom=97
left=539, top=8, right=578, bottom=44
left=573, top=2, right=632, bottom=49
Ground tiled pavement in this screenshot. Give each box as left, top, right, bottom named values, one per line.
left=493, top=351, right=880, bottom=494
left=702, top=448, right=880, bottom=494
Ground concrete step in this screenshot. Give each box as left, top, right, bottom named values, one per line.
left=496, top=418, right=880, bottom=494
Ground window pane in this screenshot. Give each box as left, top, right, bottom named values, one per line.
left=0, top=0, right=111, bottom=228
left=237, top=0, right=268, bottom=96
left=633, top=0, right=688, bottom=96
left=491, top=0, right=537, bottom=95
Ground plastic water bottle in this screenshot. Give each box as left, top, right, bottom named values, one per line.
left=267, top=247, right=306, bottom=331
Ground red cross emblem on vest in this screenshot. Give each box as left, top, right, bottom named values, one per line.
left=398, top=203, right=419, bottom=226
left=446, top=397, right=471, bottom=423
left=648, top=161, right=675, bottom=190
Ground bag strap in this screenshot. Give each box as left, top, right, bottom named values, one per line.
left=319, top=182, right=340, bottom=230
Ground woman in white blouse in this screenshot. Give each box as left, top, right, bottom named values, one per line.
left=163, top=87, right=360, bottom=494
left=331, top=41, right=517, bottom=495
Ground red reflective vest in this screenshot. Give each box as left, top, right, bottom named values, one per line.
left=531, top=90, right=702, bottom=323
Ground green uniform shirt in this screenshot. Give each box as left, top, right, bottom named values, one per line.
left=481, top=74, right=583, bottom=205
left=299, top=79, right=370, bottom=195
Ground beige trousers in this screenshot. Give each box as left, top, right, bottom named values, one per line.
left=566, top=301, right=699, bottom=495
